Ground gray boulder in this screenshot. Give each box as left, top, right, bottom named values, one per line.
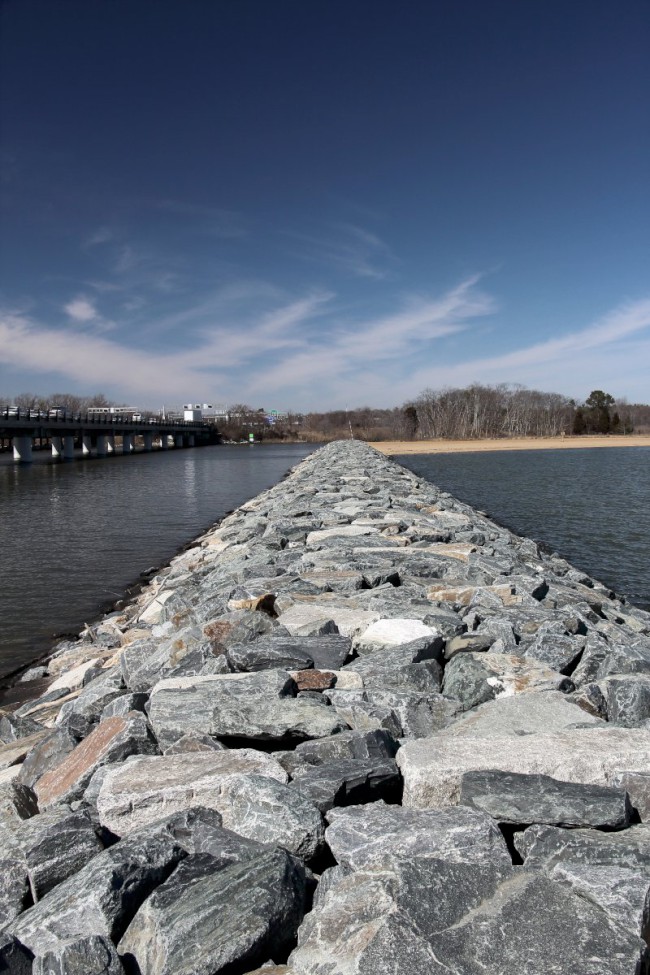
left=328, top=688, right=458, bottom=738
left=515, top=822, right=650, bottom=870
left=280, top=728, right=399, bottom=777
left=215, top=773, right=324, bottom=860
left=0, top=932, right=32, bottom=974
left=458, top=769, right=631, bottom=828
left=148, top=672, right=348, bottom=748
left=290, top=758, right=401, bottom=812
left=6, top=819, right=187, bottom=956
left=32, top=935, right=125, bottom=974
left=289, top=857, right=512, bottom=975
left=550, top=862, right=650, bottom=944
left=342, top=642, right=443, bottom=692
left=325, top=801, right=511, bottom=872
left=442, top=652, right=573, bottom=711
left=96, top=751, right=287, bottom=837
left=598, top=674, right=650, bottom=726
left=596, top=638, right=650, bottom=679
left=118, top=848, right=307, bottom=975
left=0, top=807, right=102, bottom=903
left=0, top=851, right=29, bottom=926
left=398, top=726, right=650, bottom=809
left=428, top=872, right=646, bottom=975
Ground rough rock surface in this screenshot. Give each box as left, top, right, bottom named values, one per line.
left=4, top=440, right=650, bottom=974
left=118, top=848, right=307, bottom=975
left=96, top=751, right=287, bottom=835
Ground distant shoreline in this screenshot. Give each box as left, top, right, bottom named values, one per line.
left=369, top=435, right=650, bottom=455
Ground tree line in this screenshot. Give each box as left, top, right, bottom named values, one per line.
left=3, top=385, right=648, bottom=441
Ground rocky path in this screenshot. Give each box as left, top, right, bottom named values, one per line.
left=1, top=440, right=650, bottom=974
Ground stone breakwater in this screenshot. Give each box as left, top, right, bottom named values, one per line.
left=1, top=440, right=650, bottom=974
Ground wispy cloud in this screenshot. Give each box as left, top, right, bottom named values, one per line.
left=2, top=285, right=649, bottom=409
left=83, top=226, right=114, bottom=248
left=284, top=223, right=398, bottom=280
left=64, top=297, right=97, bottom=323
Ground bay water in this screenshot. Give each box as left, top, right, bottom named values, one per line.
left=396, top=446, right=650, bottom=611
left=0, top=443, right=315, bottom=679
left=1, top=442, right=648, bottom=682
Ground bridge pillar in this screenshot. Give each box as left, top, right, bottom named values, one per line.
left=143, top=432, right=153, bottom=451
left=82, top=435, right=92, bottom=456
left=96, top=434, right=108, bottom=457
left=63, top=436, right=75, bottom=460
left=187, top=435, right=195, bottom=447
left=174, top=434, right=183, bottom=448
left=13, top=436, right=33, bottom=463
left=51, top=436, right=63, bottom=459
left=107, top=436, right=115, bottom=454
left=159, top=434, right=168, bottom=449
left=122, top=434, right=133, bottom=454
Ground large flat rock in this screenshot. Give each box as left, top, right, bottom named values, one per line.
left=96, top=751, right=287, bottom=836
left=398, top=726, right=650, bottom=808
left=148, top=672, right=348, bottom=747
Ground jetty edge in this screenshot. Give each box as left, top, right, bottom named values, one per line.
left=1, top=440, right=650, bottom=974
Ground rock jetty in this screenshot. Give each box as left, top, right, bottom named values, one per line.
left=2, top=439, right=650, bottom=974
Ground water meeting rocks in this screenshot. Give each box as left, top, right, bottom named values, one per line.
left=3, top=439, right=650, bottom=972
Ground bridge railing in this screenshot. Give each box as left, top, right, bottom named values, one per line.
left=0, top=407, right=211, bottom=429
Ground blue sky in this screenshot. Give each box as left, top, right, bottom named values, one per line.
left=1, top=0, right=648, bottom=411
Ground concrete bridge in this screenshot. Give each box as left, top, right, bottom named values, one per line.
left=0, top=408, right=220, bottom=462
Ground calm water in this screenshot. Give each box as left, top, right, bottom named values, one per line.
left=396, top=447, right=650, bottom=612
left=0, top=443, right=315, bottom=679
left=1, top=443, right=648, bottom=681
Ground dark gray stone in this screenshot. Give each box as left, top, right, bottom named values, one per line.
left=0, top=807, right=102, bottom=902
left=291, top=758, right=401, bottom=812
left=32, top=935, right=124, bottom=974
left=550, top=861, right=650, bottom=944
left=328, top=687, right=459, bottom=738
left=343, top=642, right=443, bottom=692
left=226, top=640, right=315, bottom=673
left=118, top=848, right=307, bottom=975
left=0, top=853, right=29, bottom=927
left=0, top=932, right=32, bottom=974
left=6, top=817, right=187, bottom=955
left=515, top=822, right=650, bottom=871
left=280, top=728, right=399, bottom=777
left=0, top=780, right=38, bottom=824
left=458, top=769, right=631, bottom=828
left=522, top=630, right=585, bottom=674
left=597, top=638, right=650, bottom=679
left=442, top=651, right=573, bottom=711
left=429, top=872, right=646, bottom=975
left=148, top=671, right=348, bottom=747
left=290, top=857, right=512, bottom=975
left=0, top=711, right=44, bottom=744
left=598, top=674, right=650, bottom=726
left=325, top=801, right=511, bottom=872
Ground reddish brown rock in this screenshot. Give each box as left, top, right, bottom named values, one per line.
left=36, top=713, right=156, bottom=808
left=290, top=670, right=337, bottom=692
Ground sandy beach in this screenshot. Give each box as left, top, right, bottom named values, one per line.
left=369, top=435, right=650, bottom=456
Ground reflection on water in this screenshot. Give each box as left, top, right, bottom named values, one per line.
left=396, top=447, right=650, bottom=611
left=0, top=444, right=315, bottom=678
